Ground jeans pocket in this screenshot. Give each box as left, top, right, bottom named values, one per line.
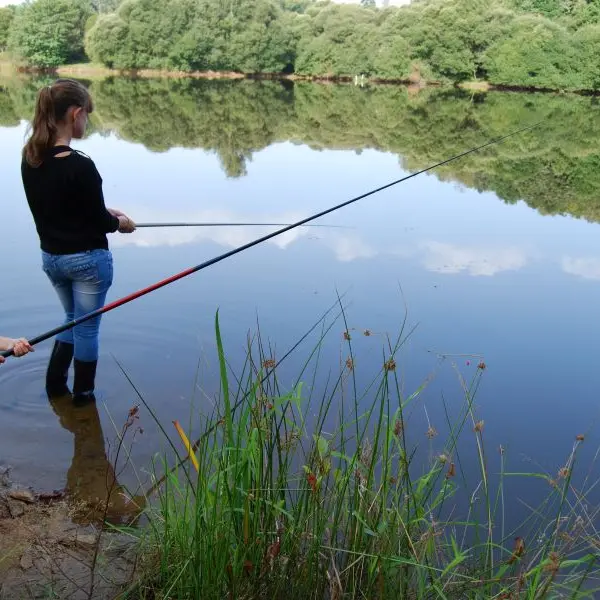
left=63, top=254, right=100, bottom=283
left=74, top=263, right=99, bottom=283
left=94, top=250, right=113, bottom=287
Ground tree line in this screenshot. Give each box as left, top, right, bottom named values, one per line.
left=1, top=74, right=599, bottom=217
left=1, top=0, right=600, bottom=90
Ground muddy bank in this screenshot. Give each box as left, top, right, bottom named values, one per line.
left=0, top=468, right=140, bottom=599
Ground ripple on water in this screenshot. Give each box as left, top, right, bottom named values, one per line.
left=0, top=310, right=207, bottom=489
left=0, top=291, right=225, bottom=490
left=0, top=352, right=53, bottom=416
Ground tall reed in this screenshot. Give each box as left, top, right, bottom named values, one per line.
left=126, top=305, right=600, bottom=599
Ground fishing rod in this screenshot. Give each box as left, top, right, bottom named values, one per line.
left=135, top=222, right=350, bottom=228
left=0, top=121, right=540, bottom=360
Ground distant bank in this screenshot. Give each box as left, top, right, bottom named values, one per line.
left=1, top=59, right=599, bottom=97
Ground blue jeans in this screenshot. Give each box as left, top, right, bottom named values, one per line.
left=42, top=250, right=113, bottom=362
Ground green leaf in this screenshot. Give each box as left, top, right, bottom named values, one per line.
left=314, top=434, right=329, bottom=459
left=215, top=310, right=234, bottom=448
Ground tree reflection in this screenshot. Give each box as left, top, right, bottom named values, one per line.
left=2, top=75, right=600, bottom=222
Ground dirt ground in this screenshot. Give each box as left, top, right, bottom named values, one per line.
left=0, top=478, right=139, bottom=600
left=0, top=394, right=152, bottom=599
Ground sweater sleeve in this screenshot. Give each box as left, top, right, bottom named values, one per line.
left=76, top=156, right=120, bottom=234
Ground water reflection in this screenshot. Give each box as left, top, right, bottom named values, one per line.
left=419, top=241, right=528, bottom=276
left=49, top=394, right=145, bottom=526
left=2, top=74, right=600, bottom=532
left=2, top=75, right=600, bottom=225
left=561, top=256, right=600, bottom=281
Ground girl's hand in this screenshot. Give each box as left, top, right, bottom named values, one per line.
left=108, top=208, right=125, bottom=217
left=117, top=215, right=136, bottom=233
left=10, top=338, right=34, bottom=357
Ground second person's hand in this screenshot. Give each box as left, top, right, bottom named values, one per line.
left=12, top=338, right=34, bottom=357
left=117, top=215, right=136, bottom=233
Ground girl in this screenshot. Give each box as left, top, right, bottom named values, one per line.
left=0, top=337, right=33, bottom=364
left=21, top=78, right=136, bottom=402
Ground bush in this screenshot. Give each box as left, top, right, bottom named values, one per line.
left=8, top=0, right=93, bottom=68
left=86, top=0, right=295, bottom=73
left=0, top=7, right=15, bottom=53
left=483, top=15, right=579, bottom=89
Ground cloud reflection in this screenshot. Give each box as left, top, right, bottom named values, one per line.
left=561, top=257, right=600, bottom=281
left=111, top=207, right=379, bottom=262
left=111, top=208, right=532, bottom=276
left=111, top=209, right=313, bottom=249
left=420, top=241, right=528, bottom=276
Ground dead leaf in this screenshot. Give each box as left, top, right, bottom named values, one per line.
left=508, top=537, right=525, bottom=564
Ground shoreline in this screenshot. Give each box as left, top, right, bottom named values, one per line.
left=0, top=470, right=138, bottom=597
left=2, top=61, right=598, bottom=96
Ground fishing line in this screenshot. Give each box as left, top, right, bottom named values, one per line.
left=0, top=121, right=540, bottom=360
left=135, top=222, right=350, bottom=228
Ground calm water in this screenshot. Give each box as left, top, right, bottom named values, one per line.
left=1, top=77, right=600, bottom=523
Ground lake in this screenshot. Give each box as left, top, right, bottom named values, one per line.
left=1, top=75, right=600, bottom=526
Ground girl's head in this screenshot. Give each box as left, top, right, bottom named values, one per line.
left=23, top=78, right=94, bottom=167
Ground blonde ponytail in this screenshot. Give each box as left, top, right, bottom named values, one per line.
left=23, top=79, right=93, bottom=168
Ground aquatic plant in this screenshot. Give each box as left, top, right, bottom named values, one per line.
left=121, top=303, right=600, bottom=599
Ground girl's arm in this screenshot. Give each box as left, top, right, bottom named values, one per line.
left=77, top=157, right=135, bottom=234
left=77, top=157, right=120, bottom=234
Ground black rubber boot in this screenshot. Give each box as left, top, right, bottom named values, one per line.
left=45, top=340, right=74, bottom=398
left=73, top=358, right=98, bottom=405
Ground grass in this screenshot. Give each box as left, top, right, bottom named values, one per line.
left=55, top=62, right=115, bottom=80
left=113, top=302, right=600, bottom=599
left=458, top=81, right=492, bottom=92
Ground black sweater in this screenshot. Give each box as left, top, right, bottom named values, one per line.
left=21, top=146, right=119, bottom=255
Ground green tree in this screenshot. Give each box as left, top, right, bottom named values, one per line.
left=483, top=14, right=578, bottom=88
left=568, top=0, right=600, bottom=27
left=6, top=0, right=600, bottom=91
left=87, top=0, right=295, bottom=73
left=8, top=0, right=93, bottom=68
left=0, top=7, right=15, bottom=52
left=511, top=0, right=571, bottom=18
left=398, top=0, right=515, bottom=81
left=573, top=24, right=600, bottom=89
left=85, top=14, right=129, bottom=68
left=200, top=0, right=294, bottom=73
left=86, top=0, right=197, bottom=70
left=295, top=4, right=379, bottom=76
left=92, top=0, right=123, bottom=12
left=278, top=0, right=313, bottom=13
left=371, top=34, right=411, bottom=79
